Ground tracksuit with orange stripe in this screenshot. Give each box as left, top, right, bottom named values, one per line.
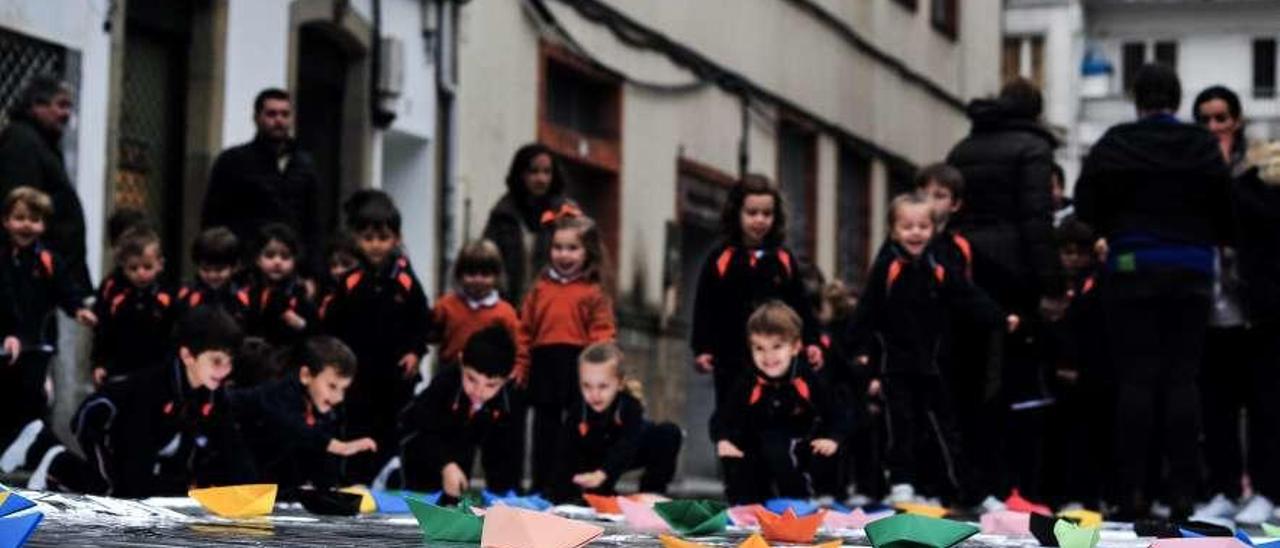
left=91, top=279, right=177, bottom=380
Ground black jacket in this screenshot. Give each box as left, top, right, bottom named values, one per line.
left=201, top=136, right=322, bottom=273
left=71, top=360, right=254, bottom=498
left=482, top=192, right=578, bottom=306
left=91, top=280, right=177, bottom=377
left=0, top=240, right=88, bottom=346
left=398, top=366, right=524, bottom=467
left=947, top=99, right=1064, bottom=302
left=557, top=392, right=647, bottom=483
left=0, top=118, right=90, bottom=290
left=229, top=377, right=341, bottom=490
left=1075, top=116, right=1233, bottom=248
left=1233, top=170, right=1280, bottom=323
left=710, top=361, right=847, bottom=444
left=320, top=252, right=430, bottom=376
left=238, top=272, right=316, bottom=348
left=176, top=279, right=249, bottom=323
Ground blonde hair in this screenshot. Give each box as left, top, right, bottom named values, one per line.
left=579, top=341, right=644, bottom=404
left=746, top=300, right=803, bottom=342
left=886, top=191, right=938, bottom=229
left=3, top=186, right=53, bottom=219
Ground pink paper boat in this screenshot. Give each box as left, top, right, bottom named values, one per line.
left=481, top=505, right=603, bottom=548
left=824, top=507, right=892, bottom=530
left=618, top=496, right=671, bottom=533
left=980, top=510, right=1032, bottom=535
left=729, top=504, right=768, bottom=527
left=1150, top=539, right=1247, bottom=548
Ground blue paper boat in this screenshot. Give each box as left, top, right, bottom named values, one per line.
left=481, top=490, right=551, bottom=511
left=372, top=490, right=440, bottom=514
left=0, top=491, right=34, bottom=519
left=764, top=498, right=819, bottom=517
left=0, top=512, right=42, bottom=548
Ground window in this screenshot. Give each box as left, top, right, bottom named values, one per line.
left=1002, top=36, right=1045, bottom=88
left=930, top=0, right=958, bottom=38
left=836, top=147, right=872, bottom=287
left=893, top=0, right=918, bottom=11
left=1154, top=41, right=1178, bottom=71
left=1255, top=38, right=1276, bottom=99
left=545, top=60, right=619, bottom=140
left=777, top=119, right=817, bottom=258
left=1122, top=41, right=1146, bottom=93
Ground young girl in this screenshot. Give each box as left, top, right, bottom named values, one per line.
left=518, top=214, right=616, bottom=495
left=691, top=175, right=823, bottom=409
left=238, top=223, right=316, bottom=383
left=553, top=341, right=681, bottom=503
left=430, top=239, right=524, bottom=369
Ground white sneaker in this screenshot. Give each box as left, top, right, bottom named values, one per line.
left=886, top=484, right=916, bottom=505
left=1235, top=495, right=1276, bottom=525
left=1192, top=493, right=1239, bottom=520
left=1060, top=501, right=1086, bottom=513
left=1151, top=501, right=1172, bottom=519
left=845, top=494, right=872, bottom=508
left=981, top=495, right=1007, bottom=513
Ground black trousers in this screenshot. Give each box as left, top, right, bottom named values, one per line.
left=721, top=430, right=837, bottom=505
left=1104, top=270, right=1211, bottom=518
left=1248, top=320, right=1280, bottom=501
left=882, top=373, right=966, bottom=499
left=400, top=428, right=524, bottom=497
left=1199, top=325, right=1253, bottom=500
left=528, top=344, right=583, bottom=495
left=561, top=422, right=683, bottom=498
left=343, top=368, right=417, bottom=485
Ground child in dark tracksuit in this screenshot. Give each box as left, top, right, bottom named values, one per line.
left=712, top=301, right=847, bottom=505
left=400, top=326, right=524, bottom=501
left=321, top=190, right=430, bottom=485
left=230, top=336, right=377, bottom=496
left=553, top=342, right=682, bottom=503
left=91, top=225, right=176, bottom=385
left=72, top=308, right=254, bottom=498
left=176, top=227, right=246, bottom=322
left=848, top=193, right=1010, bottom=505
left=240, top=224, right=316, bottom=350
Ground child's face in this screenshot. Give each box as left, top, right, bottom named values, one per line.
left=460, top=271, right=497, bottom=299
left=1059, top=243, right=1095, bottom=275
left=739, top=193, right=776, bottom=247
left=123, top=244, right=164, bottom=287
left=922, top=181, right=960, bottom=222
left=257, top=239, right=296, bottom=282
left=3, top=203, right=45, bottom=248
left=579, top=360, right=622, bottom=413
left=198, top=263, right=234, bottom=289
left=328, top=251, right=358, bottom=281
left=550, top=228, right=586, bottom=276
left=891, top=203, right=935, bottom=257
left=749, top=332, right=802, bottom=379
left=356, top=228, right=399, bottom=267
left=180, top=347, right=233, bottom=390
left=300, top=364, right=352, bottom=414
left=460, top=365, right=507, bottom=407
left=524, top=153, right=554, bottom=198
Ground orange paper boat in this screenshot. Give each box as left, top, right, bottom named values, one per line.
left=740, top=533, right=842, bottom=548
left=481, top=505, right=603, bottom=548
left=756, top=507, right=827, bottom=544
left=189, top=484, right=277, bottom=518
left=583, top=493, right=622, bottom=515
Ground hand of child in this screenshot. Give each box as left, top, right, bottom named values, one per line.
left=810, top=438, right=839, bottom=456
left=856, top=355, right=870, bottom=366
left=327, top=437, right=378, bottom=456
left=716, top=440, right=744, bottom=459
left=3, top=337, right=19, bottom=365
left=303, top=278, right=318, bottom=300
left=441, top=462, right=469, bottom=498
left=282, top=309, right=307, bottom=331
left=1006, top=314, right=1021, bottom=333
left=511, top=367, right=529, bottom=388
left=806, top=345, right=825, bottom=370
left=1056, top=368, right=1080, bottom=385
left=867, top=378, right=882, bottom=397
left=399, top=353, right=420, bottom=379
left=572, top=470, right=607, bottom=489
left=92, top=367, right=107, bottom=386
left=75, top=308, right=98, bottom=327
left=694, top=354, right=715, bottom=374
left=1094, top=237, right=1109, bottom=262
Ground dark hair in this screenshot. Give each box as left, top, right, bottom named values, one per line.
left=461, top=324, right=517, bottom=378
left=1055, top=216, right=1096, bottom=249
left=253, top=88, right=290, bottom=116
left=746, top=300, right=803, bottom=342
left=547, top=214, right=611, bottom=289
left=504, top=143, right=568, bottom=200
left=295, top=336, right=358, bottom=378
left=114, top=225, right=161, bottom=264
left=455, top=239, right=504, bottom=279
left=914, top=163, right=965, bottom=197
left=1050, top=163, right=1066, bottom=189
left=1193, top=85, right=1246, bottom=153
left=107, top=208, right=148, bottom=247
left=254, top=222, right=300, bottom=258
left=343, top=189, right=402, bottom=235
left=3, top=186, right=53, bottom=219
left=192, top=227, right=239, bottom=267
left=325, top=230, right=359, bottom=262
left=1133, top=64, right=1182, bottom=113
left=1000, top=78, right=1043, bottom=119
left=179, top=307, right=244, bottom=356
left=721, top=174, right=787, bottom=247
left=9, top=76, right=71, bottom=120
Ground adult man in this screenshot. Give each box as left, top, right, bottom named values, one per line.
left=202, top=88, right=320, bottom=273
left=0, top=76, right=91, bottom=290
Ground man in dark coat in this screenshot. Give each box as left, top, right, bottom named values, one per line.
left=0, top=76, right=91, bottom=291
left=201, top=88, right=321, bottom=273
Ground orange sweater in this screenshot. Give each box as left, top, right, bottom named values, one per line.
left=517, top=276, right=616, bottom=376
left=432, top=291, right=524, bottom=365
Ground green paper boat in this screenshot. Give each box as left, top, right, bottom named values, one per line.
left=654, top=500, right=729, bottom=536
left=406, top=497, right=483, bottom=543
left=1265, top=524, right=1280, bottom=538
left=1055, top=519, right=1101, bottom=548
left=865, top=513, right=979, bottom=548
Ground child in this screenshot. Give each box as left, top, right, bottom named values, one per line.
left=176, top=226, right=244, bottom=318
left=711, top=301, right=847, bottom=504
left=518, top=214, right=616, bottom=494
left=847, top=193, right=1013, bottom=506
left=229, top=336, right=377, bottom=496
left=90, top=225, right=175, bottom=385
left=239, top=223, right=316, bottom=352
left=431, top=239, right=524, bottom=369
left=72, top=307, right=254, bottom=498
left=400, top=325, right=524, bottom=500
left=553, top=341, right=682, bottom=502
left=321, top=190, right=430, bottom=484
left=691, top=175, right=822, bottom=411
left=95, top=207, right=149, bottom=312
left=323, top=230, right=360, bottom=292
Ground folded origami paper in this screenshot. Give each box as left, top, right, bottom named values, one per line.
left=659, top=534, right=708, bottom=548
left=1030, top=512, right=1062, bottom=546
left=296, top=489, right=363, bottom=516
left=1264, top=524, right=1280, bottom=538
left=865, top=513, right=979, bottom=548
left=365, top=489, right=440, bottom=514
left=584, top=493, right=622, bottom=515
left=0, top=512, right=43, bottom=548
left=660, top=533, right=840, bottom=548
left=482, top=490, right=552, bottom=512
left=406, top=497, right=483, bottom=543
left=1058, top=509, right=1103, bottom=529
left=764, top=498, right=820, bottom=517
left=1054, top=519, right=1101, bottom=548
left=980, top=510, right=1032, bottom=535
left=729, top=505, right=768, bottom=527
left=893, top=502, right=949, bottom=518
left=654, top=500, right=729, bottom=536
left=824, top=507, right=893, bottom=530
left=756, top=507, right=826, bottom=544
left=1234, top=527, right=1280, bottom=548
left=337, top=486, right=377, bottom=513
left=189, top=484, right=277, bottom=519
left=1135, top=520, right=1235, bottom=539
left=480, top=505, right=603, bottom=548
left=1005, top=489, right=1052, bottom=516
left=1149, top=538, right=1249, bottom=548
left=0, top=490, right=34, bottom=519
left=617, top=496, right=670, bottom=533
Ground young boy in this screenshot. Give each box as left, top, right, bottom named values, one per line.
left=712, top=301, right=847, bottom=504
left=72, top=307, right=253, bottom=498
left=95, top=207, right=149, bottom=313
left=91, top=225, right=175, bottom=385
left=430, top=239, right=524, bottom=369
left=176, top=226, right=243, bottom=318
left=399, top=325, right=524, bottom=500
left=229, top=335, right=377, bottom=495
left=321, top=190, right=430, bottom=484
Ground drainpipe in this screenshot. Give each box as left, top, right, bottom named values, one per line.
left=738, top=90, right=750, bottom=180
left=435, top=0, right=461, bottom=293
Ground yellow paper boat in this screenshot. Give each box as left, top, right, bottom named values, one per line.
left=894, top=503, right=949, bottom=518
left=661, top=533, right=840, bottom=548
left=1058, top=509, right=1103, bottom=528
left=189, top=484, right=278, bottom=518
left=339, top=486, right=377, bottom=514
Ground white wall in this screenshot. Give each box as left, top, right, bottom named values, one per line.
left=222, top=0, right=292, bottom=148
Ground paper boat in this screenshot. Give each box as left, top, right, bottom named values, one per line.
left=618, top=496, right=670, bottom=532
left=1058, top=509, right=1103, bottom=529
left=297, top=489, right=363, bottom=516
left=824, top=507, right=893, bottom=530
left=406, top=497, right=483, bottom=543
left=654, top=500, right=729, bottom=536
left=0, top=512, right=43, bottom=548
left=0, top=491, right=34, bottom=519
left=1136, top=520, right=1235, bottom=539
left=756, top=507, right=826, bottom=544
left=764, top=498, right=820, bottom=516
left=1264, top=524, right=1280, bottom=538
left=660, top=535, right=708, bottom=548
left=894, top=502, right=949, bottom=518
left=1005, top=488, right=1052, bottom=516
left=1055, top=519, right=1101, bottom=548
left=1150, top=539, right=1249, bottom=548
left=629, top=493, right=671, bottom=505
left=661, top=533, right=839, bottom=548
left=584, top=493, right=621, bottom=515
left=337, top=486, right=377, bottom=513
left=865, top=513, right=980, bottom=548
left=1030, top=512, right=1061, bottom=546
left=980, top=510, right=1031, bottom=535
left=729, top=504, right=768, bottom=526
left=482, top=489, right=552, bottom=511
left=189, top=484, right=277, bottom=518
left=480, top=505, right=603, bottom=548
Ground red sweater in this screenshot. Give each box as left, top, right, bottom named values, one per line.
left=517, top=275, right=616, bottom=376
left=431, top=291, right=524, bottom=366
